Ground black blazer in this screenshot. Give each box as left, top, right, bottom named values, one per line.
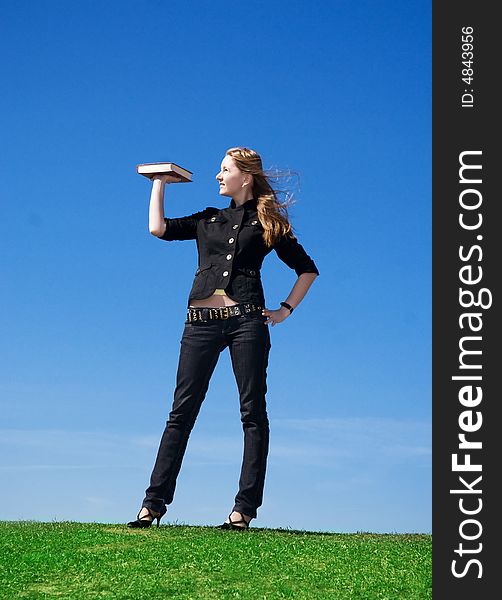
left=159, top=197, right=320, bottom=307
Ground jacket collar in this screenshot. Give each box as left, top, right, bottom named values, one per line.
left=228, top=197, right=258, bottom=210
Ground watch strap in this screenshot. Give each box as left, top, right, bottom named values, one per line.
left=280, top=301, right=294, bottom=313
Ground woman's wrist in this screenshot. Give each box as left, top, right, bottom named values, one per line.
left=280, top=302, right=294, bottom=314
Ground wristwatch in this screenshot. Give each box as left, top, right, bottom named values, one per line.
left=280, top=302, right=294, bottom=314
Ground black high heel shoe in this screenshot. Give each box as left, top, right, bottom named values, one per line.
left=127, top=506, right=167, bottom=528
left=217, top=511, right=253, bottom=530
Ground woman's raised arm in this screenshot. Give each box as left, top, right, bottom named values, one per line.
left=149, top=174, right=181, bottom=237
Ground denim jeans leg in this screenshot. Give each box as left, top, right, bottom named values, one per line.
left=228, top=316, right=271, bottom=519
left=142, top=322, right=225, bottom=512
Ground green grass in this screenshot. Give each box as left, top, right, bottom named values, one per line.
left=0, top=521, right=431, bottom=599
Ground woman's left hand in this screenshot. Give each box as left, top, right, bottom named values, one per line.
left=262, top=306, right=290, bottom=327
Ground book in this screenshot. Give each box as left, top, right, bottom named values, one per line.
left=136, top=162, right=193, bottom=182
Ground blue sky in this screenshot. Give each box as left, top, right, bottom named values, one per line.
left=0, top=0, right=431, bottom=533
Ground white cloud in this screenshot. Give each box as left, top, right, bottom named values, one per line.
left=0, top=416, right=431, bottom=472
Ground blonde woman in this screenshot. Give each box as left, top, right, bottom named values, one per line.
left=128, top=147, right=319, bottom=530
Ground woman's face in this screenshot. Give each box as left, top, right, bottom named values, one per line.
left=215, top=155, right=250, bottom=198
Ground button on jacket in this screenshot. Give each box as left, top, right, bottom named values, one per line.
left=159, top=197, right=320, bottom=307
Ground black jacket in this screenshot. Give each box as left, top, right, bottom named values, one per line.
left=159, top=197, right=320, bottom=307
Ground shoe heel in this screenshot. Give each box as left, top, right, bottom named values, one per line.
left=127, top=506, right=166, bottom=529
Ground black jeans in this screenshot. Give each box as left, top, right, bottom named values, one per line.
left=142, top=310, right=272, bottom=519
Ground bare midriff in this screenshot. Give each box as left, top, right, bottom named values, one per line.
left=189, top=289, right=240, bottom=308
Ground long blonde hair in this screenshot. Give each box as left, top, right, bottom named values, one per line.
left=225, top=146, right=298, bottom=248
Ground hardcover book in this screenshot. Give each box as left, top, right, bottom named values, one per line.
left=136, top=162, right=193, bottom=182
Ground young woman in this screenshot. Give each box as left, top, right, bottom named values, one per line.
left=127, top=147, right=319, bottom=530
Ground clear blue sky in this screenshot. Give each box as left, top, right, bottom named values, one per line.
left=0, top=0, right=431, bottom=533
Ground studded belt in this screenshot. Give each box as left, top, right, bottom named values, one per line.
left=186, top=303, right=264, bottom=323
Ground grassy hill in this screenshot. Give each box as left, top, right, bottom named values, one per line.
left=0, top=521, right=431, bottom=599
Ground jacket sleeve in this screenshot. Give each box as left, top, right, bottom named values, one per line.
left=158, top=207, right=218, bottom=241
left=273, top=233, right=320, bottom=276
